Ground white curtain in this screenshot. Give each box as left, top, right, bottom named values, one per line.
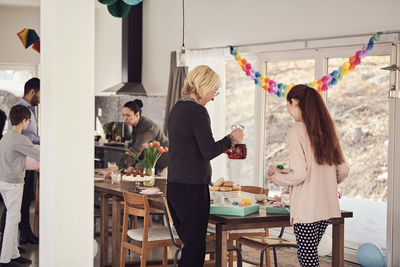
left=188, top=48, right=229, bottom=183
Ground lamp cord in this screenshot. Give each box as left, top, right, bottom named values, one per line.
left=182, top=0, right=185, bottom=47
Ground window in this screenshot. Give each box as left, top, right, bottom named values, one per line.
left=264, top=59, right=315, bottom=194
left=225, top=59, right=257, bottom=185
left=0, top=66, right=36, bottom=135
left=326, top=55, right=390, bottom=250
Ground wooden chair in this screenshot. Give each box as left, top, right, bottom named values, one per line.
left=208, top=185, right=271, bottom=267
left=120, top=192, right=178, bottom=267
left=162, top=197, right=242, bottom=267
left=238, top=227, right=298, bottom=267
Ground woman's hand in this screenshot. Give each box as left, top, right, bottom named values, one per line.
left=125, top=166, right=135, bottom=175
left=230, top=129, right=244, bottom=144
left=268, top=166, right=279, bottom=185
left=104, top=166, right=118, bottom=178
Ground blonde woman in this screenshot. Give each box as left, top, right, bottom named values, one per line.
left=167, top=65, right=243, bottom=267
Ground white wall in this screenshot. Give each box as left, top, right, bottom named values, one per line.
left=142, top=0, right=400, bottom=95
left=95, top=6, right=122, bottom=95
left=0, top=5, right=40, bottom=64
left=0, top=5, right=121, bottom=95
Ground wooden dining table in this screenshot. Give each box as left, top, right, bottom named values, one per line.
left=95, top=171, right=166, bottom=267
left=209, top=198, right=353, bottom=267
left=95, top=171, right=352, bottom=267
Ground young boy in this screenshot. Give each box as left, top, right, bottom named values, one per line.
left=0, top=105, right=40, bottom=267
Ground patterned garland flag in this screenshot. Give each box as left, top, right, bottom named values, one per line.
left=230, top=33, right=381, bottom=98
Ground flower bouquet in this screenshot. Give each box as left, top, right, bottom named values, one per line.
left=125, top=141, right=168, bottom=177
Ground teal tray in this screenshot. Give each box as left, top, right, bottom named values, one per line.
left=210, top=204, right=259, bottom=216
left=266, top=207, right=290, bottom=215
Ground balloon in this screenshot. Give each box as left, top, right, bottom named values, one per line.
left=356, top=242, right=385, bottom=267
left=318, top=234, right=332, bottom=256
left=25, top=145, right=40, bottom=170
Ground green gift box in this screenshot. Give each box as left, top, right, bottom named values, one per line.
left=210, top=204, right=259, bottom=216
left=266, top=207, right=290, bottom=215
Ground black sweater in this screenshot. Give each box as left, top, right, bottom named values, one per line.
left=167, top=100, right=231, bottom=185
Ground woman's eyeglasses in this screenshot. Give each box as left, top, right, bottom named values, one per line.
left=214, top=91, right=220, bottom=97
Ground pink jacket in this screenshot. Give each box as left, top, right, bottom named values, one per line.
left=274, top=123, right=349, bottom=224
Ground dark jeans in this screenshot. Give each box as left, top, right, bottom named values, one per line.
left=167, top=182, right=210, bottom=267
left=1, top=171, right=36, bottom=237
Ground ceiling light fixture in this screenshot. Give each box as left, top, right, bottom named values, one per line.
left=176, top=0, right=189, bottom=66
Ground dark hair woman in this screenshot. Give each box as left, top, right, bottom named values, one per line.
left=104, top=99, right=169, bottom=177
left=268, top=84, right=349, bottom=266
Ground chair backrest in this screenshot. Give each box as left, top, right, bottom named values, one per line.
left=122, top=191, right=152, bottom=241
left=240, top=186, right=267, bottom=195
left=162, top=197, right=182, bottom=248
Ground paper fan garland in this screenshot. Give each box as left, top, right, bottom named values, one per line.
left=230, top=33, right=381, bottom=98
left=98, top=0, right=118, bottom=4
left=17, top=28, right=40, bottom=53
left=122, top=0, right=142, bottom=5
left=107, top=0, right=131, bottom=18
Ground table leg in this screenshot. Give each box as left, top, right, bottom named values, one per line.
left=215, top=223, right=227, bottom=267
left=332, top=220, right=345, bottom=267
left=112, top=197, right=122, bottom=267
left=100, top=194, right=109, bottom=267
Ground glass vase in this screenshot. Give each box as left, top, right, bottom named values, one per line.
left=143, top=167, right=155, bottom=187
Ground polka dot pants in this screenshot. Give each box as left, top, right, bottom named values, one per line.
left=293, top=220, right=329, bottom=266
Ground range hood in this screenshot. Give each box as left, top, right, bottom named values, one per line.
left=103, top=2, right=147, bottom=96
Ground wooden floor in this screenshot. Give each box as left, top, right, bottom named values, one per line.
left=0, top=202, right=359, bottom=266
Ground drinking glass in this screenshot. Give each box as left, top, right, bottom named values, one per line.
left=111, top=172, right=121, bottom=184
left=107, top=162, right=117, bottom=168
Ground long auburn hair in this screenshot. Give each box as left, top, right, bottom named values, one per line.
left=286, top=84, right=344, bottom=166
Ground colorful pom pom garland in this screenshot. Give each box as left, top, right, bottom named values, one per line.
left=230, top=33, right=381, bottom=98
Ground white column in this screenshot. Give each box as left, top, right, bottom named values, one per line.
left=40, top=1, right=94, bottom=266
